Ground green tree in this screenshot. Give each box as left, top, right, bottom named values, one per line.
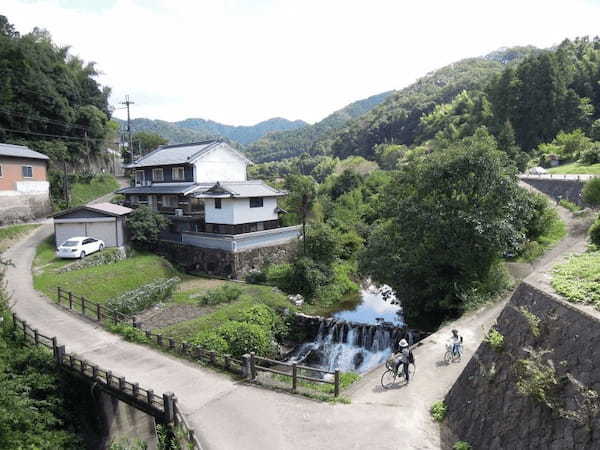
left=126, top=206, right=169, bottom=249
left=284, top=174, right=317, bottom=253
left=583, top=178, right=600, bottom=206
left=132, top=131, right=168, bottom=156
left=360, top=130, right=526, bottom=325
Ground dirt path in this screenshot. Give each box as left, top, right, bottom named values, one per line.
left=3, top=187, right=593, bottom=449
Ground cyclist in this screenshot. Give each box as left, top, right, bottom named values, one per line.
left=450, top=329, right=463, bottom=357
left=393, top=338, right=415, bottom=382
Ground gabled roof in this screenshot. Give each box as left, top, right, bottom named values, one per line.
left=53, top=202, right=133, bottom=218
left=126, top=140, right=253, bottom=168
left=117, top=182, right=211, bottom=195
left=192, top=180, right=287, bottom=199
left=0, top=143, right=49, bottom=161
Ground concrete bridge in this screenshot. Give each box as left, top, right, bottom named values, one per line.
left=519, top=173, right=598, bottom=206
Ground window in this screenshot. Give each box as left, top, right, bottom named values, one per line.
left=172, top=167, right=185, bottom=181
left=138, top=195, right=148, bottom=203
left=0, top=164, right=3, bottom=177
left=135, top=170, right=145, bottom=185
left=162, top=195, right=177, bottom=207
left=22, top=166, right=33, bottom=178
left=214, top=198, right=222, bottom=209
left=249, top=197, right=263, bottom=208
left=152, top=168, right=163, bottom=182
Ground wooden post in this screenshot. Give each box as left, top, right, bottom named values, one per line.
left=55, top=345, right=65, bottom=365
left=157, top=334, right=163, bottom=346
left=69, top=354, right=74, bottom=367
left=118, top=377, right=125, bottom=391
left=22, top=320, right=27, bottom=337
left=96, top=304, right=101, bottom=321
left=241, top=354, right=251, bottom=379
left=81, top=297, right=86, bottom=316
left=57, top=286, right=62, bottom=303
left=163, top=392, right=175, bottom=423
left=145, top=330, right=151, bottom=339
left=168, top=338, right=175, bottom=350
left=12, top=312, right=17, bottom=331
left=132, top=316, right=138, bottom=328
left=209, top=350, right=216, bottom=365
left=250, top=352, right=256, bottom=380
left=107, top=370, right=113, bottom=386
left=80, top=360, right=86, bottom=374
left=68, top=292, right=73, bottom=309
left=334, top=369, right=340, bottom=397
left=113, top=311, right=118, bottom=325
left=146, top=389, right=154, bottom=404
left=292, top=363, right=297, bottom=393
left=92, top=365, right=98, bottom=380
left=51, top=336, right=57, bottom=355
left=181, top=342, right=188, bottom=354
left=133, top=382, right=139, bottom=398
left=34, top=329, right=39, bottom=345
left=224, top=354, right=231, bottom=370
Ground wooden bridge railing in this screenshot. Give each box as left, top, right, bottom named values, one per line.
left=56, top=287, right=342, bottom=397
left=8, top=312, right=201, bottom=449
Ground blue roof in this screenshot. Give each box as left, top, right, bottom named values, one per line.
left=0, top=143, right=49, bottom=160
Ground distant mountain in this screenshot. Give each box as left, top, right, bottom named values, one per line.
left=115, top=116, right=307, bottom=146
left=244, top=90, right=394, bottom=162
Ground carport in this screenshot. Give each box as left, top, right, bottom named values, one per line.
left=53, top=202, right=132, bottom=248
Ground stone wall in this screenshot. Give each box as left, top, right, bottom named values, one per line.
left=0, top=192, right=52, bottom=225
left=444, top=283, right=600, bottom=450
left=156, top=240, right=296, bottom=279
left=521, top=177, right=586, bottom=206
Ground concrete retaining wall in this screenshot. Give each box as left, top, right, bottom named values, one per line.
left=0, top=192, right=51, bottom=224
left=520, top=177, right=586, bottom=206
left=444, top=283, right=600, bottom=449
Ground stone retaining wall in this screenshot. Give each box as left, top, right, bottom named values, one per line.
left=444, top=283, right=600, bottom=450
left=156, top=240, right=296, bottom=279
left=521, top=177, right=586, bottom=206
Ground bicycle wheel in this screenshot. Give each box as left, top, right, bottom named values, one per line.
left=381, top=370, right=397, bottom=389
left=444, top=350, right=453, bottom=364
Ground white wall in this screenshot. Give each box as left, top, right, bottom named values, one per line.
left=204, top=197, right=279, bottom=225
left=194, top=144, right=247, bottom=183
left=181, top=225, right=301, bottom=252
left=16, top=181, right=49, bottom=194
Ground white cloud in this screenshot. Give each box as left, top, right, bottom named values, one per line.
left=3, top=0, right=600, bottom=125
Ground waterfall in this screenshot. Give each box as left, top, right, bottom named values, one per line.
left=287, top=318, right=409, bottom=374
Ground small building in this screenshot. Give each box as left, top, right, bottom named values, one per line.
left=53, top=202, right=132, bottom=248
left=0, top=143, right=51, bottom=224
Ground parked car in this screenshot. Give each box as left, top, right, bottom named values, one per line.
left=528, top=166, right=548, bottom=175
left=57, top=237, right=104, bottom=259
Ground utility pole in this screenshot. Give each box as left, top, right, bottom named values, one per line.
left=63, top=160, right=69, bottom=208
left=120, top=95, right=135, bottom=163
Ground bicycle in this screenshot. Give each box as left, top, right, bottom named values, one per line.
left=443, top=343, right=462, bottom=364
left=381, top=359, right=416, bottom=389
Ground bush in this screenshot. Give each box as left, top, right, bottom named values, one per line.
left=106, top=277, right=179, bottom=315
left=590, top=218, right=600, bottom=247
left=198, top=284, right=242, bottom=305
left=265, top=263, right=293, bottom=290
left=484, top=328, right=504, bottom=351
left=127, top=206, right=169, bottom=249
left=234, top=303, right=288, bottom=340
left=453, top=442, right=472, bottom=450
left=58, top=247, right=127, bottom=273
left=192, top=330, right=229, bottom=354
left=245, top=270, right=267, bottom=284
left=216, top=322, right=275, bottom=358
left=583, top=178, right=600, bottom=207
left=579, top=142, right=600, bottom=165
left=106, top=323, right=152, bottom=344
left=430, top=401, right=447, bottom=422
left=314, top=261, right=359, bottom=305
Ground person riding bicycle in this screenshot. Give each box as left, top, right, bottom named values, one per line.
left=393, top=338, right=415, bottom=382
left=450, top=329, right=463, bottom=356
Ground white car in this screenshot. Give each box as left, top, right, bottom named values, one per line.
left=528, top=166, right=548, bottom=175
left=57, top=237, right=104, bottom=259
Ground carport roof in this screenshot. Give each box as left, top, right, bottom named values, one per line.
left=53, top=202, right=133, bottom=218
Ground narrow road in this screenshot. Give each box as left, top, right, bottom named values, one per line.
left=3, top=193, right=591, bottom=449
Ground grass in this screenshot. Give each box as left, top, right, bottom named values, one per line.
left=430, top=401, right=448, bottom=422
left=272, top=371, right=359, bottom=402
left=515, top=211, right=567, bottom=262
left=159, top=286, right=292, bottom=341
left=33, top=251, right=176, bottom=304
left=547, top=161, right=600, bottom=175
left=0, top=224, right=39, bottom=252
left=552, top=250, right=600, bottom=308
left=559, top=199, right=583, bottom=213
left=69, top=175, right=120, bottom=207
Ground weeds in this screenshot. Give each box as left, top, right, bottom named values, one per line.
left=430, top=401, right=447, bottom=422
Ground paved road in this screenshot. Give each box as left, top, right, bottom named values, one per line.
left=4, top=192, right=589, bottom=449
left=520, top=173, right=598, bottom=181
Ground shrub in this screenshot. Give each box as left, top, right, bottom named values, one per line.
left=559, top=199, right=582, bottom=213
left=516, top=348, right=560, bottom=409
left=519, top=307, right=541, bottom=337
left=430, top=401, right=447, bottom=422
left=265, top=263, right=293, bottom=290
left=192, top=330, right=229, bottom=354
left=126, top=206, right=169, bottom=249
left=234, top=303, right=288, bottom=340
left=453, top=442, right=472, bottom=450
left=106, top=277, right=179, bottom=315
left=198, top=284, right=242, bottom=305
left=583, top=178, right=600, bottom=207
left=484, top=328, right=504, bottom=351
left=58, top=247, right=127, bottom=273
left=590, top=218, right=600, bottom=247
left=579, top=142, right=600, bottom=165
left=245, top=270, right=267, bottom=284
left=302, top=223, right=341, bottom=264
left=215, top=322, right=274, bottom=358
left=106, top=323, right=152, bottom=344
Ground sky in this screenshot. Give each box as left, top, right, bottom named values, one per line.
left=3, top=0, right=600, bottom=125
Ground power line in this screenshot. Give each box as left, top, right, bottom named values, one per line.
left=0, top=126, right=109, bottom=143
left=120, top=95, right=135, bottom=162
left=0, top=107, right=92, bottom=132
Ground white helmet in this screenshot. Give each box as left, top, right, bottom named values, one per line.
left=399, top=339, right=409, bottom=348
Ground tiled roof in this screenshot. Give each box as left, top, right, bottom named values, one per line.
left=193, top=180, right=287, bottom=198
left=0, top=143, right=49, bottom=160
left=127, top=140, right=252, bottom=168
left=117, top=183, right=211, bottom=195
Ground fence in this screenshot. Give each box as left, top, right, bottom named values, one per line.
left=55, top=287, right=342, bottom=397
left=8, top=312, right=201, bottom=449
left=520, top=173, right=599, bottom=180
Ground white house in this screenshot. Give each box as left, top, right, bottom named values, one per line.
left=117, top=140, right=300, bottom=252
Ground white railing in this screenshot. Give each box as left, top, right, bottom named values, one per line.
left=181, top=225, right=301, bottom=252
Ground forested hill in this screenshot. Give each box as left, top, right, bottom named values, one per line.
left=116, top=116, right=307, bottom=146
left=330, top=46, right=540, bottom=160
left=244, top=90, right=394, bottom=162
